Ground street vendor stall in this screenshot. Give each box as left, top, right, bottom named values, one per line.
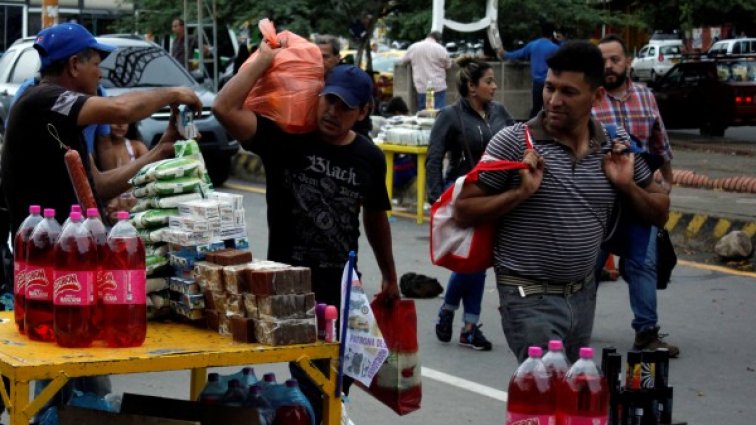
left=0, top=312, right=342, bottom=425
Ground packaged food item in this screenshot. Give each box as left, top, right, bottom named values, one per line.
left=242, top=293, right=258, bottom=318
left=225, top=293, right=246, bottom=318
left=131, top=208, right=179, bottom=229
left=169, top=276, right=201, bottom=295
left=146, top=277, right=169, bottom=293
left=146, top=254, right=169, bottom=275
left=254, top=293, right=316, bottom=320
left=195, top=261, right=225, bottom=291
left=133, top=177, right=203, bottom=198
left=130, top=157, right=201, bottom=186
left=230, top=316, right=256, bottom=343
left=137, top=227, right=168, bottom=244
left=145, top=243, right=169, bottom=257
left=254, top=318, right=317, bottom=346
left=205, top=309, right=220, bottom=332
left=178, top=199, right=221, bottom=220
left=223, top=264, right=251, bottom=294
left=169, top=215, right=210, bottom=232
left=247, top=266, right=312, bottom=295
left=207, top=249, right=253, bottom=266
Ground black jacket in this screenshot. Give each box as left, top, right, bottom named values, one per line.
left=426, top=98, right=514, bottom=203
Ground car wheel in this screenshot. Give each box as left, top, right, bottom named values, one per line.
left=205, top=155, right=231, bottom=187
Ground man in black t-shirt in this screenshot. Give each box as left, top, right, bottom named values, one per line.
left=1, top=23, right=202, bottom=234
left=215, top=43, right=399, bottom=423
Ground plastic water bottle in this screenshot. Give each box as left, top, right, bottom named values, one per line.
left=53, top=210, right=96, bottom=347
left=242, top=367, right=259, bottom=387
left=282, top=379, right=315, bottom=425
left=222, top=379, right=248, bottom=406
left=261, top=372, right=277, bottom=388
left=13, top=204, right=42, bottom=334
left=557, top=347, right=609, bottom=425
left=103, top=211, right=147, bottom=347
left=505, top=346, right=556, bottom=425
left=83, top=208, right=107, bottom=339
left=25, top=208, right=61, bottom=342
left=199, top=373, right=225, bottom=405
left=542, top=339, right=571, bottom=382
left=245, top=384, right=274, bottom=424
left=425, top=80, right=435, bottom=111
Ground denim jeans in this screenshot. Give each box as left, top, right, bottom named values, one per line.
left=620, top=226, right=659, bottom=333
left=496, top=274, right=597, bottom=363
left=416, top=90, right=447, bottom=111
left=441, top=271, right=486, bottom=324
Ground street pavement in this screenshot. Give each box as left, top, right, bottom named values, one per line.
left=107, top=181, right=754, bottom=425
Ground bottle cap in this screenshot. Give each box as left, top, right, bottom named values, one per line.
left=29, top=205, right=41, bottom=214
left=43, top=208, right=55, bottom=218
left=285, top=379, right=299, bottom=388
left=207, top=373, right=219, bottom=382
left=528, top=346, right=543, bottom=358
left=248, top=384, right=262, bottom=395
left=70, top=205, right=81, bottom=213
left=242, top=367, right=253, bottom=375
left=116, top=211, right=129, bottom=220
left=263, top=372, right=276, bottom=382
left=324, top=305, right=338, bottom=320
left=228, top=379, right=240, bottom=388
left=86, top=208, right=99, bottom=218
left=70, top=211, right=82, bottom=221
left=579, top=347, right=594, bottom=359
left=548, top=340, right=563, bottom=351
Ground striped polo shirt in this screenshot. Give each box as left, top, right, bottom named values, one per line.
left=477, top=114, right=652, bottom=281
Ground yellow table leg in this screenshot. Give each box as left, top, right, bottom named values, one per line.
left=189, top=367, right=207, bottom=401
left=295, top=355, right=341, bottom=425
left=9, top=380, right=29, bottom=425
left=384, top=151, right=395, bottom=218
left=416, top=152, right=427, bottom=224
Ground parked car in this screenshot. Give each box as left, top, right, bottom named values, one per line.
left=0, top=36, right=238, bottom=185
left=708, top=38, right=756, bottom=57
left=631, top=40, right=684, bottom=82
left=650, top=57, right=756, bottom=136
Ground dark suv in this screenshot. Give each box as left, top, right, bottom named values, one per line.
left=0, top=36, right=238, bottom=185
left=651, top=56, right=756, bottom=136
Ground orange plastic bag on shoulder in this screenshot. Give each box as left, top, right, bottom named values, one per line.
left=241, top=18, right=324, bottom=133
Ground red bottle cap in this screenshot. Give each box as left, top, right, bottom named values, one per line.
left=324, top=305, right=338, bottom=320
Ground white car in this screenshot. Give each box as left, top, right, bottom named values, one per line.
left=708, top=38, right=756, bottom=56
left=631, top=40, right=683, bottom=82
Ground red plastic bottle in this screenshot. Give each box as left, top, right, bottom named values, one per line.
left=25, top=208, right=61, bottom=342
left=13, top=204, right=43, bottom=334
left=53, top=210, right=96, bottom=348
left=83, top=208, right=107, bottom=339
left=542, top=339, right=571, bottom=382
left=103, top=211, right=147, bottom=347
left=506, top=346, right=556, bottom=425
left=557, top=347, right=609, bottom=425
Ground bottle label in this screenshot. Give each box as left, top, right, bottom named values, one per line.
left=506, top=413, right=556, bottom=425
left=25, top=266, right=54, bottom=300
left=560, top=416, right=608, bottom=425
left=102, top=269, right=146, bottom=304
left=13, top=260, right=25, bottom=294
left=53, top=271, right=94, bottom=306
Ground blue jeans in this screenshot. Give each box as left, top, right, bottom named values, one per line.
left=441, top=271, right=486, bottom=324
left=416, top=90, right=446, bottom=111
left=496, top=275, right=597, bottom=363
left=620, top=226, right=659, bottom=332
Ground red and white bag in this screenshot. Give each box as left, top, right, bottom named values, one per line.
left=429, top=126, right=534, bottom=273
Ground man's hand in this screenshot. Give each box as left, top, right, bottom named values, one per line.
left=256, top=38, right=286, bottom=69
left=171, top=87, right=203, bottom=117
left=377, top=278, right=400, bottom=303
left=519, top=149, right=544, bottom=195
left=497, top=48, right=507, bottom=59
left=603, top=142, right=635, bottom=190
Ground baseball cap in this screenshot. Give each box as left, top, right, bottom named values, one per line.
left=320, top=64, right=373, bottom=109
left=34, top=23, right=115, bottom=71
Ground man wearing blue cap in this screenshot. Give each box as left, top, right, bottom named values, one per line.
left=214, top=40, right=398, bottom=422
left=1, top=22, right=203, bottom=233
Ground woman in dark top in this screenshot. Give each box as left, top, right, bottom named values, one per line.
left=426, top=57, right=514, bottom=351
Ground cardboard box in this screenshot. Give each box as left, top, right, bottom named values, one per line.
left=59, top=405, right=200, bottom=425
left=120, top=393, right=260, bottom=425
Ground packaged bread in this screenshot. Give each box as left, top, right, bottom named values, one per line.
left=253, top=293, right=316, bottom=320
left=230, top=316, right=256, bottom=343
left=254, top=318, right=317, bottom=346
left=206, top=249, right=253, bottom=266
left=205, top=309, right=220, bottom=332
left=242, top=293, right=257, bottom=318
left=223, top=263, right=251, bottom=295
left=247, top=266, right=312, bottom=295
left=225, top=293, right=245, bottom=318
left=194, top=261, right=224, bottom=291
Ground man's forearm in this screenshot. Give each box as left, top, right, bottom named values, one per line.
left=619, top=182, right=670, bottom=227
left=91, top=147, right=165, bottom=200
left=660, top=161, right=673, bottom=191
left=107, top=89, right=188, bottom=123
left=363, top=209, right=397, bottom=284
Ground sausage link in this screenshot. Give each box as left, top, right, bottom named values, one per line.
left=64, top=149, right=98, bottom=211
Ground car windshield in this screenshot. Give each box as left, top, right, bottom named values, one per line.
left=716, top=61, right=756, bottom=82
left=372, top=56, right=397, bottom=73
left=660, top=46, right=681, bottom=55
left=100, top=46, right=196, bottom=88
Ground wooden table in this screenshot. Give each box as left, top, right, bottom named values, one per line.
left=0, top=313, right=341, bottom=425
left=377, top=143, right=429, bottom=224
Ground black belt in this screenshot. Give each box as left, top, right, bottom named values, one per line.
left=496, top=273, right=590, bottom=297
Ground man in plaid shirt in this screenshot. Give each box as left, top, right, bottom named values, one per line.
left=593, top=34, right=679, bottom=357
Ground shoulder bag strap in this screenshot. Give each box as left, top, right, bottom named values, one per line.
left=454, top=103, right=476, bottom=168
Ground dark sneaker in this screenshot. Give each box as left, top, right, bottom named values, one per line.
left=435, top=308, right=454, bottom=342
left=459, top=324, right=492, bottom=351
left=633, top=327, right=680, bottom=358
